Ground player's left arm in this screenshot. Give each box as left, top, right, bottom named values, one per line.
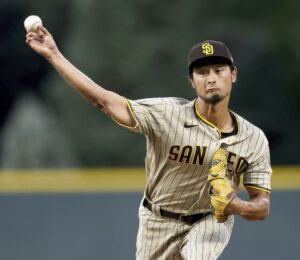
left=224, top=187, right=270, bottom=221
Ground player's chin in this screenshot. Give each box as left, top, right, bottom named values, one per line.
left=204, top=94, right=223, bottom=104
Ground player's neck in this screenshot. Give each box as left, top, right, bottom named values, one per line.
left=196, top=98, right=233, bottom=133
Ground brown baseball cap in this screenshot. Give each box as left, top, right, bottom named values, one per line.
left=188, top=40, right=234, bottom=72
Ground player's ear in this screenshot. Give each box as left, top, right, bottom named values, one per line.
left=231, top=67, right=238, bottom=84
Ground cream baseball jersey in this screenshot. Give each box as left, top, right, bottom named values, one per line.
left=122, top=97, right=272, bottom=215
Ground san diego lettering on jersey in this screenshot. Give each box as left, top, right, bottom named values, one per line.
left=168, top=145, right=207, bottom=165
left=168, top=145, right=249, bottom=176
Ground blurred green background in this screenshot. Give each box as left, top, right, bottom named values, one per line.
left=0, top=0, right=299, bottom=168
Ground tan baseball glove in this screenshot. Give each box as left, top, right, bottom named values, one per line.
left=208, top=148, right=236, bottom=223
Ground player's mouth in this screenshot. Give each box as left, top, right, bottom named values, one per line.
left=207, top=88, right=219, bottom=93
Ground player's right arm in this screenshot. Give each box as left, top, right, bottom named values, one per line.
left=26, top=26, right=136, bottom=128
left=224, top=188, right=270, bottom=221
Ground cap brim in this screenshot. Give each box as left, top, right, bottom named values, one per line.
left=189, top=56, right=233, bottom=72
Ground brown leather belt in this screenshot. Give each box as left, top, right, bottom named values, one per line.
left=143, top=198, right=210, bottom=226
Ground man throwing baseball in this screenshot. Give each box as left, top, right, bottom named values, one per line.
left=26, top=26, right=272, bottom=259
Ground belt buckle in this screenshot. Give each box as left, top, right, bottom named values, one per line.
left=179, top=215, right=192, bottom=225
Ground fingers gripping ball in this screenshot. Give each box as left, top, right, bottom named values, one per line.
left=24, top=15, right=42, bottom=33
left=208, top=148, right=236, bottom=223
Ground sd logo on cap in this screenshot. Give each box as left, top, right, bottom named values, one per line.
left=202, top=43, right=214, bottom=55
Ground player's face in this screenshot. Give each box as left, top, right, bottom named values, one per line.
left=191, top=63, right=237, bottom=104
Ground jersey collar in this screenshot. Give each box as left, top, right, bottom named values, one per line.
left=193, top=100, right=240, bottom=140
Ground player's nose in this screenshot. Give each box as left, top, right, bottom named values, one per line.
left=207, top=70, right=217, bottom=84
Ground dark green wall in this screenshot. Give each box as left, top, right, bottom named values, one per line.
left=0, top=0, right=299, bottom=167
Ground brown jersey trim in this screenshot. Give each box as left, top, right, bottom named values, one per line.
left=112, top=98, right=139, bottom=130
left=220, top=112, right=238, bottom=138
left=244, top=184, right=271, bottom=193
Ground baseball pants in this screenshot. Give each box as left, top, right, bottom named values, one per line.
left=136, top=203, right=234, bottom=260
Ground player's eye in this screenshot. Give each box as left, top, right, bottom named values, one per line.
left=215, top=66, right=227, bottom=74
left=195, top=69, right=208, bottom=76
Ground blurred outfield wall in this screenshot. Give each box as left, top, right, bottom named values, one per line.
left=0, top=166, right=299, bottom=192
left=0, top=167, right=299, bottom=260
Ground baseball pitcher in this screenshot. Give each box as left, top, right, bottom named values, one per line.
left=26, top=25, right=272, bottom=259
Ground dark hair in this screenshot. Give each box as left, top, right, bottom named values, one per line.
left=188, top=57, right=235, bottom=79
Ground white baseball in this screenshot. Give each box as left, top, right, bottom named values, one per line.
left=24, top=15, right=42, bottom=33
